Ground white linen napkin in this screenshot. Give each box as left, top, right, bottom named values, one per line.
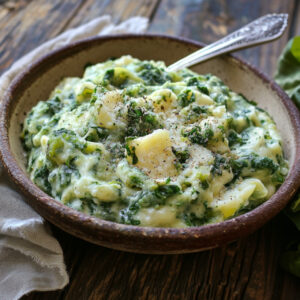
left=0, top=15, right=148, bottom=300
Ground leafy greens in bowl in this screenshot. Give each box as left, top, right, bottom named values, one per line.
left=1, top=34, right=300, bottom=253
left=21, top=55, right=289, bottom=228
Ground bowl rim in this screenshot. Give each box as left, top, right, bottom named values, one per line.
left=1, top=33, right=300, bottom=247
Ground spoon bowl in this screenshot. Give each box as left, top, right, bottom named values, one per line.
left=167, top=13, right=288, bottom=71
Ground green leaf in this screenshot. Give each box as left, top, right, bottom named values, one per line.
left=291, top=194, right=300, bottom=213
left=285, top=209, right=300, bottom=231
left=285, top=193, right=300, bottom=231
left=281, top=196, right=300, bottom=278
left=291, top=36, right=300, bottom=62
left=275, top=37, right=300, bottom=109
left=280, top=241, right=300, bottom=278
left=275, top=37, right=300, bottom=278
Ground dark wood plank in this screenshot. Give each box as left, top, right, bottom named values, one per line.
left=0, top=0, right=160, bottom=74
left=0, top=0, right=86, bottom=73
left=22, top=214, right=299, bottom=300
left=148, top=0, right=296, bottom=75
left=63, top=0, right=161, bottom=29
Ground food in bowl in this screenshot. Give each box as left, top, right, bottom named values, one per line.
left=21, top=55, right=288, bottom=227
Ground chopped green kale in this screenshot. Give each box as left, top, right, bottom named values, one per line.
left=45, top=97, right=63, bottom=115
left=183, top=125, right=214, bottom=146
left=119, top=198, right=141, bottom=225
left=120, top=184, right=180, bottom=225
left=182, top=207, right=214, bottom=226
left=229, top=154, right=280, bottom=183
left=227, top=129, right=243, bottom=147
left=103, top=68, right=130, bottom=88
left=137, top=62, right=171, bottom=85
left=126, top=102, right=161, bottom=137
left=178, top=89, right=196, bottom=107
left=53, top=128, right=87, bottom=151
left=125, top=138, right=138, bottom=165
left=211, top=154, right=231, bottom=176
left=95, top=202, right=117, bottom=222
left=172, top=147, right=190, bottom=164
left=186, top=76, right=210, bottom=95
left=85, top=126, right=109, bottom=142
left=33, top=165, right=52, bottom=194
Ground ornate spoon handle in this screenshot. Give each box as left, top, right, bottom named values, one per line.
left=167, top=13, right=288, bottom=72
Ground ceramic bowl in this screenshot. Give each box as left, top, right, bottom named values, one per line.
left=1, top=34, right=300, bottom=254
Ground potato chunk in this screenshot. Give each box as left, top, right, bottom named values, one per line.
left=98, top=91, right=123, bottom=128
left=137, top=206, right=186, bottom=227
left=148, top=89, right=177, bottom=113
left=194, top=90, right=214, bottom=105
left=127, top=129, right=177, bottom=178
left=74, top=80, right=96, bottom=103
left=210, top=178, right=268, bottom=218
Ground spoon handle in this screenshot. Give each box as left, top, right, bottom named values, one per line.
left=167, top=13, right=288, bottom=72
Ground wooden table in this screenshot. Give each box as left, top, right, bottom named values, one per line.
left=1, top=0, right=300, bottom=299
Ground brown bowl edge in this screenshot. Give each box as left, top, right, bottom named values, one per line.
left=1, top=34, right=300, bottom=254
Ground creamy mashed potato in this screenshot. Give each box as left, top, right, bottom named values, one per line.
left=22, top=55, right=288, bottom=227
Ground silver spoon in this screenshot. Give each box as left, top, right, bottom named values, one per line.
left=167, top=13, right=288, bottom=72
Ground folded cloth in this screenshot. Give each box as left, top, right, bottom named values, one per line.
left=0, top=15, right=148, bottom=300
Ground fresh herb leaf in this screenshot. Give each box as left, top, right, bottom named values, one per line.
left=178, top=89, right=196, bottom=107
left=280, top=241, right=300, bottom=278
left=138, top=62, right=170, bottom=85
left=275, top=37, right=300, bottom=109
left=183, top=125, right=214, bottom=146
left=126, top=102, right=161, bottom=137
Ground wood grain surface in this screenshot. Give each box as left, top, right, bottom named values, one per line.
left=0, top=0, right=299, bottom=299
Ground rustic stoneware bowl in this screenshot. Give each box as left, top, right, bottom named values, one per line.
left=1, top=34, right=300, bottom=254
